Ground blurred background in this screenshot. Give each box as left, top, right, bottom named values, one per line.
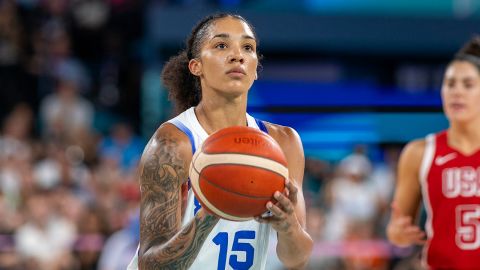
left=0, top=0, right=478, bottom=269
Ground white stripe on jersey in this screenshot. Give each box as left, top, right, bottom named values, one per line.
left=419, top=133, right=436, bottom=269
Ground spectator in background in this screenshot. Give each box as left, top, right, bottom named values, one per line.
left=321, top=150, right=390, bottom=270
left=323, top=151, right=382, bottom=242
left=98, top=120, right=144, bottom=173
left=32, top=141, right=91, bottom=197
left=371, top=145, right=401, bottom=235
left=14, top=191, right=78, bottom=270
left=0, top=0, right=36, bottom=120
left=303, top=157, right=331, bottom=206
left=74, top=206, right=107, bottom=270
left=98, top=209, right=140, bottom=270
left=0, top=0, right=23, bottom=66
left=0, top=104, right=35, bottom=209
left=39, top=59, right=97, bottom=162
left=39, top=59, right=93, bottom=138
left=0, top=192, right=23, bottom=269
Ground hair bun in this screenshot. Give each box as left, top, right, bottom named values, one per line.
left=456, top=35, right=480, bottom=58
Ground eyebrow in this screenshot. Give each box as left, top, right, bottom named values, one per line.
left=445, top=77, right=477, bottom=81
left=211, top=33, right=256, bottom=41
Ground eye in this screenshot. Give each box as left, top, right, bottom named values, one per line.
left=215, top=43, right=227, bottom=49
left=445, top=80, right=455, bottom=88
left=244, top=44, right=255, bottom=52
left=464, top=82, right=474, bottom=89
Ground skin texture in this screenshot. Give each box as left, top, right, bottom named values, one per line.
left=138, top=16, right=313, bottom=270
left=387, top=60, right=480, bottom=247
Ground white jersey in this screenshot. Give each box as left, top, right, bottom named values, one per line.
left=128, top=107, right=272, bottom=270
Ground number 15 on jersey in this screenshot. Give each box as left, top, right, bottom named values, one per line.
left=213, top=230, right=256, bottom=270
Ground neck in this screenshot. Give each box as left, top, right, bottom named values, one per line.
left=195, top=96, right=248, bottom=135
left=448, top=118, right=480, bottom=154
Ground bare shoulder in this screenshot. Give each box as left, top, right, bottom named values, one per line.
left=399, top=138, right=426, bottom=168
left=139, top=122, right=193, bottom=185
left=263, top=122, right=301, bottom=148
left=262, top=122, right=304, bottom=181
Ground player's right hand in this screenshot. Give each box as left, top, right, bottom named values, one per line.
left=387, top=202, right=427, bottom=247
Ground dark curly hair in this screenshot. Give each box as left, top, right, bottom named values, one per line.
left=453, top=35, right=480, bottom=71
left=161, top=13, right=261, bottom=114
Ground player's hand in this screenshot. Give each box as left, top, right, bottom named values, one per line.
left=254, top=178, right=300, bottom=234
left=387, top=202, right=426, bottom=247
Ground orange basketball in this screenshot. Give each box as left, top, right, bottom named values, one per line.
left=189, top=126, right=288, bottom=221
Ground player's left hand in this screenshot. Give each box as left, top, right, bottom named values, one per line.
left=254, top=178, right=300, bottom=234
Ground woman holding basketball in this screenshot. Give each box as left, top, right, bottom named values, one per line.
left=387, top=36, right=480, bottom=269
left=128, top=13, right=313, bottom=270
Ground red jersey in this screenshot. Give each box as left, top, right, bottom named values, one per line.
left=420, top=131, right=480, bottom=269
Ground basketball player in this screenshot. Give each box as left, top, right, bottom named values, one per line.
left=387, top=36, right=480, bottom=269
left=127, top=13, right=313, bottom=270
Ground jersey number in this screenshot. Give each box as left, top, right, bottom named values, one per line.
left=456, top=204, right=480, bottom=250
left=212, top=230, right=255, bottom=270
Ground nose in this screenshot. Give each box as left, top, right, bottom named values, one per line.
left=227, top=47, right=244, bottom=64
left=449, top=85, right=464, bottom=96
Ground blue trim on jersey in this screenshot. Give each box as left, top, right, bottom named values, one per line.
left=170, top=119, right=197, bottom=154
left=254, top=118, right=268, bottom=134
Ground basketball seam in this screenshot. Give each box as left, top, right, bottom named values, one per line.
left=202, top=163, right=286, bottom=182
left=195, top=152, right=289, bottom=179
left=199, top=150, right=286, bottom=164
left=189, top=161, right=252, bottom=221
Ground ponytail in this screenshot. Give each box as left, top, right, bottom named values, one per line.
left=161, top=51, right=201, bottom=113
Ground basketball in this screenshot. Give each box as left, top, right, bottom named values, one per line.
left=189, top=126, right=288, bottom=221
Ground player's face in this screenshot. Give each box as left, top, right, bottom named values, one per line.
left=191, top=17, right=258, bottom=98
left=442, top=61, right=480, bottom=124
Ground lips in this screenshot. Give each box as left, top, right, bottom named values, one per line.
left=226, top=67, right=246, bottom=75
left=449, top=103, right=465, bottom=110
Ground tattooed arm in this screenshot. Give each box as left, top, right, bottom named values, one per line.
left=138, top=124, right=219, bottom=270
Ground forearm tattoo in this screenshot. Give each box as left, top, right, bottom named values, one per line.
left=139, top=134, right=218, bottom=270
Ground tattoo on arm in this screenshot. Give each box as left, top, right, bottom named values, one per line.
left=139, top=134, right=218, bottom=270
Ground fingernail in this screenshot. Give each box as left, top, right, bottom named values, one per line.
left=267, top=202, right=273, bottom=208
left=285, top=178, right=290, bottom=185
left=274, top=191, right=280, bottom=198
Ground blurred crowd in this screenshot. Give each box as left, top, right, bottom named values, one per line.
left=299, top=146, right=425, bottom=270
left=0, top=0, right=145, bottom=269
left=0, top=1, right=424, bottom=270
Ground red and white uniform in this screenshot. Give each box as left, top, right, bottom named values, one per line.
left=420, top=131, right=480, bottom=269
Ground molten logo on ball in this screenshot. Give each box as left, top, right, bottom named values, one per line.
left=234, top=137, right=264, bottom=146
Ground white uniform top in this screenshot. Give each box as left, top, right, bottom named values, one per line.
left=128, top=107, right=272, bottom=270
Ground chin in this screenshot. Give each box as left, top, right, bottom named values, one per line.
left=447, top=114, right=473, bottom=124
left=226, top=83, right=251, bottom=94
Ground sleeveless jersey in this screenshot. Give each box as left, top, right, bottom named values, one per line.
left=128, top=107, right=272, bottom=270
left=420, top=131, right=480, bottom=269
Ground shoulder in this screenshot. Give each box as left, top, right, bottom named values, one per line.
left=263, top=122, right=302, bottom=147
left=400, top=138, right=426, bottom=164
left=397, top=138, right=427, bottom=178
left=139, top=122, right=193, bottom=181
left=263, top=122, right=305, bottom=178
left=144, top=122, right=191, bottom=152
